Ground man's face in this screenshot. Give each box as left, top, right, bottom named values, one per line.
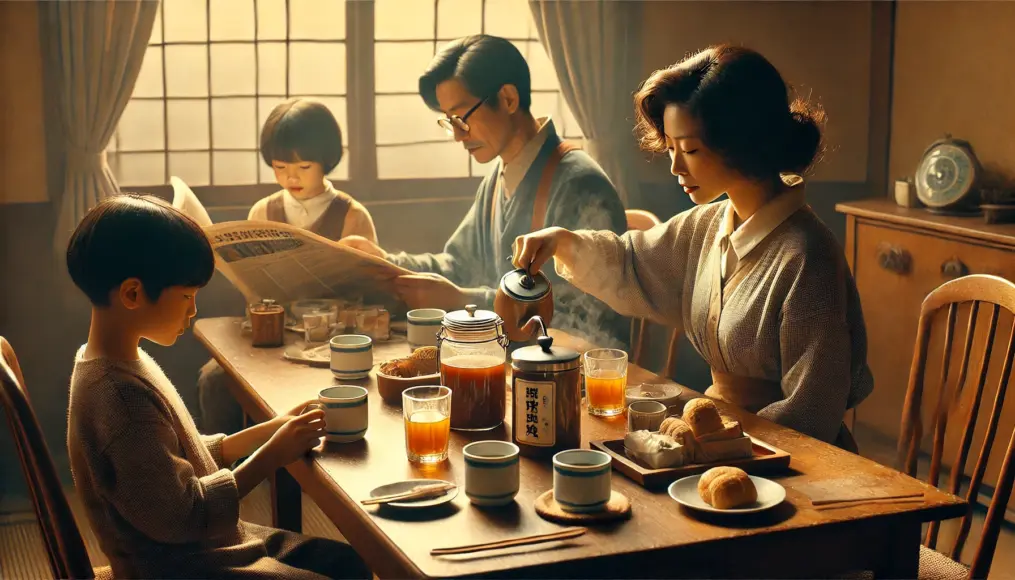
left=434, top=78, right=515, bottom=165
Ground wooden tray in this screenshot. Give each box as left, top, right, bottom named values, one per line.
left=590, top=435, right=791, bottom=489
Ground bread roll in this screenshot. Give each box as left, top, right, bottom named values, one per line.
left=683, top=398, right=724, bottom=437
left=697, top=466, right=741, bottom=505
left=708, top=470, right=758, bottom=509
left=696, top=436, right=753, bottom=464
left=659, top=417, right=682, bottom=436
left=695, top=418, right=744, bottom=443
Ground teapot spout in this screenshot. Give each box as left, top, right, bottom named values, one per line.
left=519, top=315, right=548, bottom=339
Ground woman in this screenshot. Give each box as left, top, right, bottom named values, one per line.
left=512, top=45, right=873, bottom=450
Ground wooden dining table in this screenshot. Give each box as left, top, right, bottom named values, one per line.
left=195, top=316, right=966, bottom=579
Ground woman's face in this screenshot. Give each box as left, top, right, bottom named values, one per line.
left=663, top=104, right=740, bottom=205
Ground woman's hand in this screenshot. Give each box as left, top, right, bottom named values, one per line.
left=511, top=227, right=576, bottom=274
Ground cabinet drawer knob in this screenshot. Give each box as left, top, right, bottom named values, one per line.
left=941, top=258, right=969, bottom=279
left=877, top=243, right=911, bottom=275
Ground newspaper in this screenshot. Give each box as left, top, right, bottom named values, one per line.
left=170, top=177, right=411, bottom=310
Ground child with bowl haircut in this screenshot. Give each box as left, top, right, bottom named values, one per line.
left=248, top=97, right=377, bottom=243
left=66, top=194, right=370, bottom=579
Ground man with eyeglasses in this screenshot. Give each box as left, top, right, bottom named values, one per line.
left=341, top=34, right=629, bottom=350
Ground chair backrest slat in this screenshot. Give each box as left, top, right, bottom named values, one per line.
left=1, top=337, right=95, bottom=579
left=897, top=275, right=1015, bottom=579
left=928, top=304, right=959, bottom=489
left=953, top=318, right=1015, bottom=562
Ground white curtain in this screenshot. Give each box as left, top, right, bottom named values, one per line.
left=529, top=0, right=643, bottom=205
left=44, top=0, right=158, bottom=253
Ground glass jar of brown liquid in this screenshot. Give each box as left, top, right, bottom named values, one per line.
left=510, top=317, right=581, bottom=459
left=437, top=305, right=508, bottom=431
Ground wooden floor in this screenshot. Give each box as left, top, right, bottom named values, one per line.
left=0, top=481, right=343, bottom=579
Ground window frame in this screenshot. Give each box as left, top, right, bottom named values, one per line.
left=110, top=0, right=579, bottom=209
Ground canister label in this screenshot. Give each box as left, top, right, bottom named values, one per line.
left=515, top=379, right=555, bottom=447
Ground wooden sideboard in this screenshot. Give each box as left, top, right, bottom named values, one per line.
left=838, top=198, right=1015, bottom=511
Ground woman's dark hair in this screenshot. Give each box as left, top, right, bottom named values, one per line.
left=66, top=194, right=215, bottom=306
left=260, top=98, right=344, bottom=174
left=419, top=34, right=531, bottom=112
left=634, top=44, right=826, bottom=180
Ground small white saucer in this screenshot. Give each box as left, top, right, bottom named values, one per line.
left=668, top=474, right=786, bottom=514
left=368, top=479, right=458, bottom=509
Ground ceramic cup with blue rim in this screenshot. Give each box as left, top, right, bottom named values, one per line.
left=552, top=449, right=612, bottom=513
left=406, top=308, right=446, bottom=350
left=330, top=335, right=373, bottom=380
left=307, top=385, right=368, bottom=443
left=463, top=440, right=520, bottom=507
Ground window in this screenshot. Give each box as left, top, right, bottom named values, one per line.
left=373, top=0, right=582, bottom=180
left=108, top=0, right=349, bottom=188
left=108, top=0, right=580, bottom=190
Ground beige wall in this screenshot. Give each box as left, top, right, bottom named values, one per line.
left=890, top=1, right=1015, bottom=183
left=0, top=0, right=48, bottom=204
left=639, top=0, right=873, bottom=184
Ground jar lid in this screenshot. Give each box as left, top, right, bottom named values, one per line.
left=443, top=304, right=502, bottom=332
left=511, top=335, right=580, bottom=373
left=500, top=268, right=551, bottom=302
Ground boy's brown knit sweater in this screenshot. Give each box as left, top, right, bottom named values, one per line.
left=68, top=347, right=258, bottom=578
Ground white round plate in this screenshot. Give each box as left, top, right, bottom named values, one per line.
left=368, top=479, right=458, bottom=509
left=668, top=474, right=786, bottom=514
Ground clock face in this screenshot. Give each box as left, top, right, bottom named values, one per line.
left=915, top=143, right=976, bottom=207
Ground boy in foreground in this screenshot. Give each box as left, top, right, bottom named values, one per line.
left=65, top=194, right=370, bottom=579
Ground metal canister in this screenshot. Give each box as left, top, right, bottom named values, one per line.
left=509, top=316, right=581, bottom=459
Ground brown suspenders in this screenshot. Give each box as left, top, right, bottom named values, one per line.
left=490, top=141, right=579, bottom=235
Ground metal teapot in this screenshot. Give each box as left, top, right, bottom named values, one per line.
left=494, top=267, right=554, bottom=343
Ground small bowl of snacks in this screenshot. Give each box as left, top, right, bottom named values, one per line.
left=376, top=346, right=440, bottom=405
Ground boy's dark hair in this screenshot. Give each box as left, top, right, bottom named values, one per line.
left=260, top=98, right=344, bottom=174
left=66, top=194, right=215, bottom=306
left=419, top=35, right=531, bottom=112
left=634, top=44, right=826, bottom=181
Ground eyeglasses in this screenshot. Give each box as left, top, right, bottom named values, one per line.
left=437, top=93, right=493, bottom=136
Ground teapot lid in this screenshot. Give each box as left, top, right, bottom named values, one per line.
left=443, top=304, right=502, bottom=332
left=500, top=268, right=551, bottom=302
left=511, top=334, right=580, bottom=372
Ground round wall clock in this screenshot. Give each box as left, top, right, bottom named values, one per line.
left=914, top=134, right=982, bottom=215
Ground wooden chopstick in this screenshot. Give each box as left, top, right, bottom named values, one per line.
left=811, top=491, right=924, bottom=506
left=431, top=527, right=588, bottom=556
left=807, top=497, right=929, bottom=509
left=361, top=483, right=456, bottom=506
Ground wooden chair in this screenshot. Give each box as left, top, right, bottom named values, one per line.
left=0, top=337, right=112, bottom=579
left=897, top=275, right=1015, bottom=580
left=624, top=210, right=681, bottom=377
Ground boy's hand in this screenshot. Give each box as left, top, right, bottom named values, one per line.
left=339, top=235, right=387, bottom=259
left=284, top=399, right=318, bottom=418
left=261, top=410, right=327, bottom=467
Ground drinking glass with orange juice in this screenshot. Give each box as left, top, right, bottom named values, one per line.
left=583, top=348, right=628, bottom=417
left=403, top=386, right=452, bottom=463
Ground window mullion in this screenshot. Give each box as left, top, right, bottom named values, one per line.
left=346, top=0, right=377, bottom=194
